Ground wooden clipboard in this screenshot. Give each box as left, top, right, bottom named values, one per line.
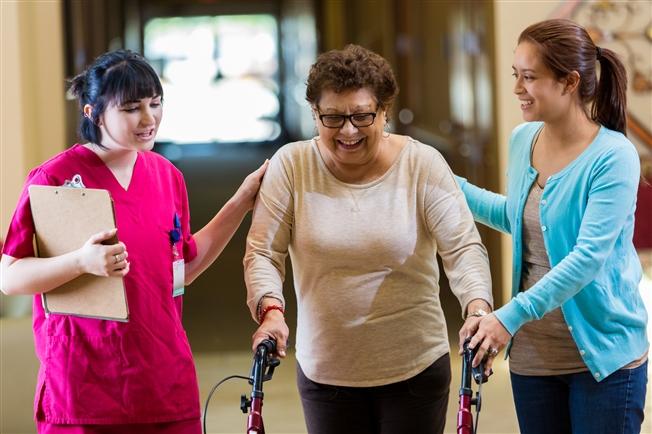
left=28, top=185, right=129, bottom=321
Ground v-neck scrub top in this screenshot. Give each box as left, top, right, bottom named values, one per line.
left=2, top=145, right=200, bottom=424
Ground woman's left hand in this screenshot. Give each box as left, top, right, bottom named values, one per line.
left=234, top=159, right=269, bottom=211
left=458, top=316, right=483, bottom=354
left=467, top=313, right=511, bottom=376
left=458, top=298, right=492, bottom=354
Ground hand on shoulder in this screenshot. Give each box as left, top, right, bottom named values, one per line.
left=234, top=160, right=270, bottom=211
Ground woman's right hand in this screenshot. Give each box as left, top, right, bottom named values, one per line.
left=233, top=159, right=270, bottom=212
left=78, top=229, right=130, bottom=277
left=252, top=309, right=289, bottom=358
left=468, top=313, right=511, bottom=376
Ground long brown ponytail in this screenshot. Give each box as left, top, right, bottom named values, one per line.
left=592, top=47, right=627, bottom=134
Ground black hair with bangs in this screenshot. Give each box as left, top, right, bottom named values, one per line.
left=68, top=49, right=163, bottom=148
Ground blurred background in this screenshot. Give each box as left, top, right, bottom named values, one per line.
left=1, top=0, right=651, bottom=433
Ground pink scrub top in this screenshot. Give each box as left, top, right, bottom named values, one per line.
left=2, top=145, right=200, bottom=425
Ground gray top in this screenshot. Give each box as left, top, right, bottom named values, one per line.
left=510, top=182, right=646, bottom=375
left=510, top=183, right=587, bottom=375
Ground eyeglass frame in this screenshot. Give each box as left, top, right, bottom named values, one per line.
left=314, top=106, right=380, bottom=129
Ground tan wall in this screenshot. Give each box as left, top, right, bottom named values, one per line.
left=1, top=3, right=27, bottom=243
left=1, top=0, right=66, bottom=315
left=1, top=1, right=66, bottom=239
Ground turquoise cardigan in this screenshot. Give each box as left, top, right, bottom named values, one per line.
left=457, top=122, right=648, bottom=382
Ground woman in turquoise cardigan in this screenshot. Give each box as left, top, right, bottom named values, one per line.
left=461, top=19, right=648, bottom=434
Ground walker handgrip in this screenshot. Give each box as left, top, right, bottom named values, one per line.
left=462, top=338, right=488, bottom=385
left=256, top=339, right=277, bottom=355
left=246, top=339, right=279, bottom=434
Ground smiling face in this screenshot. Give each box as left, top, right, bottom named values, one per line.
left=90, top=95, right=162, bottom=152
left=512, top=41, right=571, bottom=123
left=314, top=87, right=387, bottom=176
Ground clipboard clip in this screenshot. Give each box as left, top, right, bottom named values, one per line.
left=63, top=174, right=86, bottom=188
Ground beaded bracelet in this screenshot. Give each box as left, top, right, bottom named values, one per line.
left=256, top=294, right=284, bottom=323
left=259, top=304, right=285, bottom=323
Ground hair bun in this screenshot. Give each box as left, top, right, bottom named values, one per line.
left=68, top=72, right=87, bottom=97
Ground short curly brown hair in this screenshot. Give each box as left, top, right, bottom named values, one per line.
left=306, top=44, right=399, bottom=115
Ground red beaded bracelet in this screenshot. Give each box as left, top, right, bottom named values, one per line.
left=259, top=305, right=284, bottom=323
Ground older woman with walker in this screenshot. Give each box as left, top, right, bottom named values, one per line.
left=244, top=44, right=493, bottom=434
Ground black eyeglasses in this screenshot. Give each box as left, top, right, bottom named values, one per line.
left=316, top=108, right=379, bottom=129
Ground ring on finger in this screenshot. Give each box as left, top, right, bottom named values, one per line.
left=114, top=254, right=121, bottom=264
left=488, top=347, right=499, bottom=358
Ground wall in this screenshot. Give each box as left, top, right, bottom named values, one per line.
left=1, top=1, right=66, bottom=315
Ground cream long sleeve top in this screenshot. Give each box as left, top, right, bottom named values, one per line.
left=244, top=137, right=492, bottom=386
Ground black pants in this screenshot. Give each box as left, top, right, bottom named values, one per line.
left=297, top=353, right=451, bottom=434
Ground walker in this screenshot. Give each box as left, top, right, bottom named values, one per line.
left=202, top=339, right=280, bottom=434
left=457, top=338, right=489, bottom=434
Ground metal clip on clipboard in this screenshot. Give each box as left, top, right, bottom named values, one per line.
left=62, top=174, right=86, bottom=188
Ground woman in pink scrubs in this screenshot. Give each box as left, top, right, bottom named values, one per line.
left=0, top=50, right=267, bottom=433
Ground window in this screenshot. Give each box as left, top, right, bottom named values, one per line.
left=144, top=15, right=281, bottom=144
